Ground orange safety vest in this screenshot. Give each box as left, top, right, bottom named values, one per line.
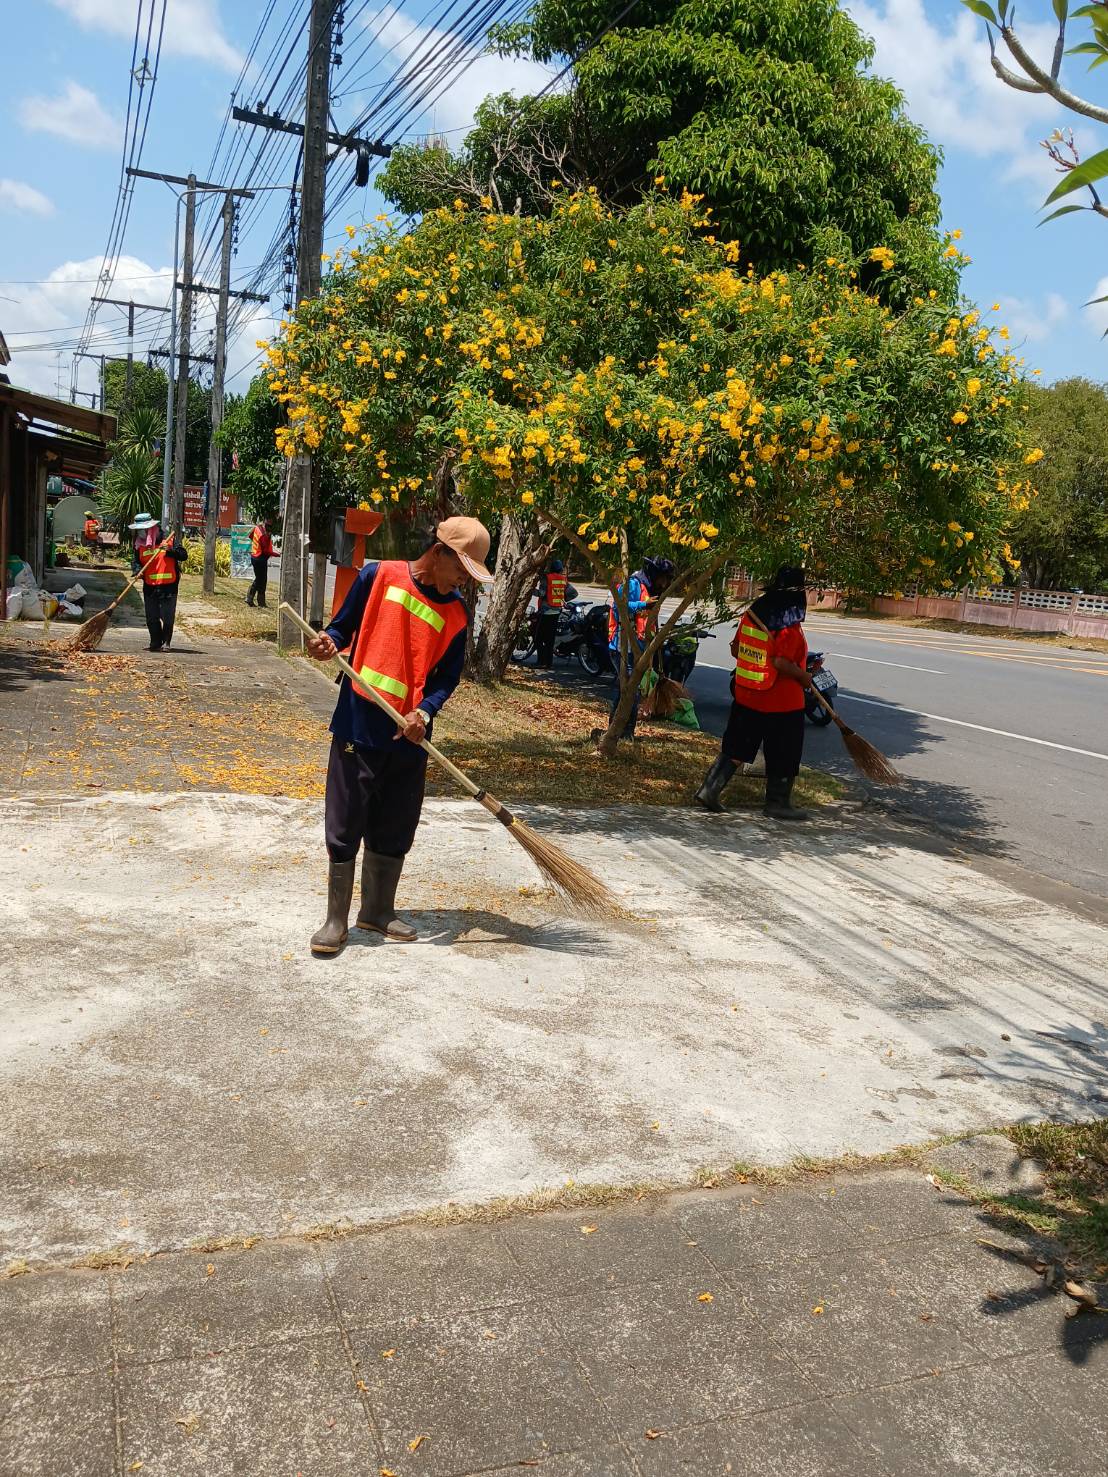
left=84, top=518, right=99, bottom=540
left=250, top=525, right=268, bottom=558
left=732, top=616, right=778, bottom=692
left=348, top=560, right=468, bottom=712
left=545, top=572, right=567, bottom=609
left=607, top=576, right=650, bottom=647
left=138, top=542, right=176, bottom=587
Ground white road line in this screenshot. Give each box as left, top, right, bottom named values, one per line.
left=825, top=651, right=945, bottom=675
left=840, top=692, right=1108, bottom=762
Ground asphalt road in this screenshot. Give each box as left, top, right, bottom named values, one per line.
left=683, top=612, right=1108, bottom=903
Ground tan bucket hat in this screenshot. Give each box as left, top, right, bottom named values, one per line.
left=436, top=515, right=494, bottom=582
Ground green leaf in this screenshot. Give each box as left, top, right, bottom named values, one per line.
left=1091, top=50, right=1108, bottom=67
left=961, top=0, right=999, bottom=21
left=1038, top=204, right=1087, bottom=224
left=1072, top=4, right=1105, bottom=17
left=1084, top=292, right=1108, bottom=305
left=1065, top=42, right=1105, bottom=55
left=1053, top=0, right=1069, bottom=23
left=1043, top=143, right=1108, bottom=203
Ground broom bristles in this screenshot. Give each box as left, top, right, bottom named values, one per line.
left=68, top=608, right=109, bottom=652
left=839, top=726, right=902, bottom=786
left=644, top=675, right=686, bottom=720
left=507, top=816, right=620, bottom=919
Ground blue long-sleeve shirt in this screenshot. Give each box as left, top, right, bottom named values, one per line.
left=324, top=561, right=468, bottom=750
left=608, top=573, right=652, bottom=651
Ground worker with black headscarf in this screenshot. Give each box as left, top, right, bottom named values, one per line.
left=695, top=565, right=813, bottom=820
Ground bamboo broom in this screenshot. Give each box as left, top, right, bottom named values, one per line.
left=742, top=608, right=902, bottom=787
left=68, top=536, right=174, bottom=653
left=280, top=603, right=618, bottom=918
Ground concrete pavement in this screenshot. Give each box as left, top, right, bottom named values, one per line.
left=3, top=1166, right=1105, bottom=1477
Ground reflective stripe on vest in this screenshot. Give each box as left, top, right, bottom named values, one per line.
left=251, top=527, right=264, bottom=557
left=733, top=620, right=777, bottom=690
left=357, top=666, right=408, bottom=702
left=608, top=577, right=649, bottom=647
left=545, top=573, right=567, bottom=608
left=384, top=583, right=446, bottom=632
left=348, top=560, right=468, bottom=712
left=139, top=545, right=175, bottom=586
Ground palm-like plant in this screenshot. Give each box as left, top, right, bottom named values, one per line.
left=99, top=408, right=165, bottom=538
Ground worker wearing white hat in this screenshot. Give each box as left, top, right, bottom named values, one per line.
left=129, top=514, right=188, bottom=651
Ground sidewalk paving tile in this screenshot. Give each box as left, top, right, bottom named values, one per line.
left=815, top=1171, right=984, bottom=1241
left=498, top=1203, right=708, bottom=1293
left=348, top=1302, right=608, bottom=1477
left=833, top=1355, right=1102, bottom=1477
left=478, top=1448, right=635, bottom=1475
left=674, top=1183, right=860, bottom=1271
left=0, top=1373, right=116, bottom=1477
left=117, top=1332, right=374, bottom=1476
left=871, top=1232, right=1102, bottom=1361
left=634, top=1402, right=891, bottom=1477
left=112, top=1242, right=332, bottom=1364
left=551, top=1275, right=816, bottom=1438
left=740, top=1239, right=981, bottom=1397
left=321, top=1221, right=531, bottom=1328
left=0, top=1270, right=111, bottom=1382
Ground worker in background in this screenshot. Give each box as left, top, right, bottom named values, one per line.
left=695, top=564, right=813, bottom=820
left=246, top=518, right=276, bottom=608
left=532, top=557, right=576, bottom=668
left=82, top=511, right=101, bottom=563
left=601, top=556, right=675, bottom=741
left=304, top=517, right=494, bottom=956
left=129, top=512, right=188, bottom=653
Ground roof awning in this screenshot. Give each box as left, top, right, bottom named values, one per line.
left=0, top=382, right=116, bottom=444
left=30, top=428, right=114, bottom=479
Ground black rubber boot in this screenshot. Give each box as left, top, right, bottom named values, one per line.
left=355, top=852, right=417, bottom=942
left=695, top=753, right=738, bottom=813
left=763, top=776, right=809, bottom=822
left=310, top=859, right=356, bottom=955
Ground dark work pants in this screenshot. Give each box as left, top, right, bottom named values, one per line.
left=608, top=648, right=640, bottom=738
left=720, top=701, right=805, bottom=780
left=142, top=584, right=178, bottom=650
left=324, top=736, right=428, bottom=862
left=247, top=555, right=269, bottom=606
left=535, top=611, right=558, bottom=666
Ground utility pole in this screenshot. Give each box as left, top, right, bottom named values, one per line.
left=92, top=296, right=171, bottom=412
left=73, top=350, right=107, bottom=410
left=233, top=4, right=390, bottom=646
left=126, top=167, right=258, bottom=531
left=203, top=193, right=234, bottom=594
left=171, top=174, right=197, bottom=536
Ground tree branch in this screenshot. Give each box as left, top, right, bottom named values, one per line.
left=1000, top=24, right=1108, bottom=125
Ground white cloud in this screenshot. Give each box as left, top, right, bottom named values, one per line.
left=996, top=291, right=1069, bottom=347
left=845, top=0, right=1070, bottom=198
left=18, top=80, right=121, bottom=150
left=2, top=255, right=175, bottom=397
left=1081, top=275, right=1108, bottom=338
left=0, top=179, right=56, bottom=217
left=2, top=254, right=279, bottom=401
left=362, top=11, right=552, bottom=139
left=48, top=0, right=241, bottom=73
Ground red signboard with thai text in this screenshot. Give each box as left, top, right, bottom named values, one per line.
left=183, top=484, right=238, bottom=530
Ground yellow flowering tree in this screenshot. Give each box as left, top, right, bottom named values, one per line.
left=264, top=190, right=1033, bottom=749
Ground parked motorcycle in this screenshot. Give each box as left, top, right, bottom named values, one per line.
left=512, top=599, right=594, bottom=665
left=659, top=622, right=715, bottom=685
left=577, top=603, right=614, bottom=676
left=805, top=651, right=838, bottom=725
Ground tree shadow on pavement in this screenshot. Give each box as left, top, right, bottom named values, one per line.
left=0, top=641, right=73, bottom=695
left=342, top=908, right=615, bottom=957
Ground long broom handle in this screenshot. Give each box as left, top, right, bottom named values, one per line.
left=279, top=602, right=490, bottom=805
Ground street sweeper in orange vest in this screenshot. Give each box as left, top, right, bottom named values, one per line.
left=694, top=565, right=815, bottom=820
left=304, top=517, right=494, bottom=956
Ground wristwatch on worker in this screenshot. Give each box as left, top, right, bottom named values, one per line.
left=415, top=708, right=432, bottom=727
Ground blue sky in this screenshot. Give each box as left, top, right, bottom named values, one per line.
left=1, top=0, right=1107, bottom=401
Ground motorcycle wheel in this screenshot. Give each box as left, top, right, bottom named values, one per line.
left=511, top=627, right=536, bottom=663
left=806, top=696, right=835, bottom=726
left=578, top=644, right=605, bottom=677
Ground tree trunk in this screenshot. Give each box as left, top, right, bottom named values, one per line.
left=470, top=514, right=552, bottom=683
left=308, top=550, right=327, bottom=625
